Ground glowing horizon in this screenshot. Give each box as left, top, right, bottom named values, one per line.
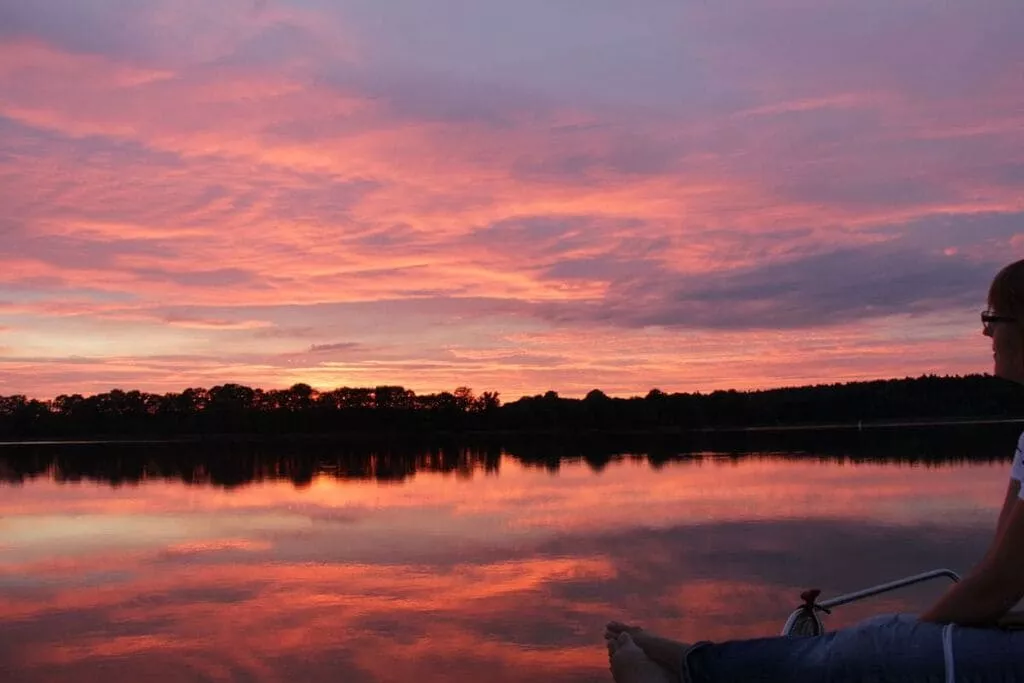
left=1, top=1, right=1022, bottom=399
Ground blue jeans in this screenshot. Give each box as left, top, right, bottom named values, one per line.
left=679, top=614, right=1024, bottom=682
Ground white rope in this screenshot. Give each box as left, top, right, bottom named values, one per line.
left=943, top=623, right=956, bottom=683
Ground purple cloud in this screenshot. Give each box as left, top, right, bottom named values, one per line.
left=534, top=237, right=1005, bottom=330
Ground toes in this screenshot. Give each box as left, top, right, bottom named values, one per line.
left=606, top=621, right=643, bottom=635
left=606, top=631, right=635, bottom=658
left=604, top=627, right=626, bottom=642
left=606, top=631, right=627, bottom=659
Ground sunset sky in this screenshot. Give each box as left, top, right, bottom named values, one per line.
left=1, top=0, right=1022, bottom=399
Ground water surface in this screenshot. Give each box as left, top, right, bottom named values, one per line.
left=0, top=443, right=1011, bottom=682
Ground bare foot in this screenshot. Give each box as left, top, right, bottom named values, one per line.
left=606, top=621, right=690, bottom=674
left=607, top=632, right=674, bottom=683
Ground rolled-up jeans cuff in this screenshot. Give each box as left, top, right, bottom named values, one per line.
left=679, top=641, right=713, bottom=683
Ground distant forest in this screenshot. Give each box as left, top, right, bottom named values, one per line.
left=2, top=374, right=1024, bottom=440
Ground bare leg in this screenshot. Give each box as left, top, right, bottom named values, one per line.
left=606, top=621, right=690, bottom=673
left=607, top=632, right=675, bottom=683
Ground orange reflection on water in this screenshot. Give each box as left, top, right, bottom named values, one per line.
left=1, top=455, right=1007, bottom=522
left=4, top=554, right=616, bottom=682
left=0, top=455, right=1009, bottom=682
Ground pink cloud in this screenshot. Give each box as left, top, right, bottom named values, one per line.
left=0, top=0, right=1021, bottom=397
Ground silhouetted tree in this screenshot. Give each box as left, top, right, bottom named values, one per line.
left=2, top=374, right=1024, bottom=440
left=375, top=385, right=412, bottom=410
left=209, top=384, right=256, bottom=412
left=453, top=386, right=475, bottom=412
left=475, top=391, right=501, bottom=412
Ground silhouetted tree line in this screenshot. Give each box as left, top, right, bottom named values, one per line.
left=1, top=374, right=1023, bottom=440
left=0, top=421, right=1019, bottom=488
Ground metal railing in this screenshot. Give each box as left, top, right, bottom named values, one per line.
left=780, top=568, right=962, bottom=636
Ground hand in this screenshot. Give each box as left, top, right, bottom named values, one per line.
left=997, top=609, right=1024, bottom=630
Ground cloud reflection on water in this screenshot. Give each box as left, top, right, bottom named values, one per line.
left=0, top=454, right=1007, bottom=682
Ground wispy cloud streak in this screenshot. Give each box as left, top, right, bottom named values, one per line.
left=0, top=0, right=1021, bottom=397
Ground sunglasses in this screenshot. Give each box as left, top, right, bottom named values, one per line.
left=982, top=310, right=1017, bottom=333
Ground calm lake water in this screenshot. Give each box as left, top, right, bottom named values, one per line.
left=0, top=434, right=1016, bottom=682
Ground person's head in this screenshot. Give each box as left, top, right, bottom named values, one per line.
left=985, top=259, right=1024, bottom=383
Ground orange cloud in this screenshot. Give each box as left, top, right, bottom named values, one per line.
left=0, top=1, right=1021, bottom=397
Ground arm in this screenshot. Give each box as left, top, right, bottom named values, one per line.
left=920, top=493, right=1024, bottom=626
left=995, top=479, right=1021, bottom=540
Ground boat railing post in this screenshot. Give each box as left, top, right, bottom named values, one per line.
left=780, top=568, right=961, bottom=636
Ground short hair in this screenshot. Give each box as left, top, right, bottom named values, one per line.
left=989, top=259, right=1024, bottom=318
